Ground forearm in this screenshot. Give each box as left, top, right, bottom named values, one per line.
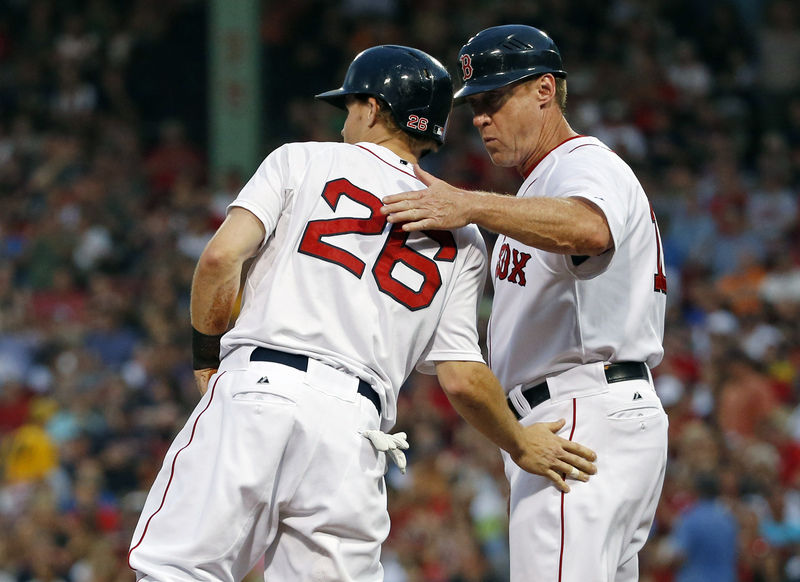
left=466, top=191, right=610, bottom=255
left=436, top=361, right=524, bottom=458
left=436, top=360, right=598, bottom=491
left=190, top=208, right=264, bottom=334
left=190, top=252, right=244, bottom=335
left=189, top=254, right=242, bottom=394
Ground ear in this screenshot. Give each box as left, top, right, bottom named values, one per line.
left=536, top=74, right=557, bottom=108
left=366, top=97, right=380, bottom=127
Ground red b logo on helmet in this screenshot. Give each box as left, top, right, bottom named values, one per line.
left=460, top=55, right=473, bottom=81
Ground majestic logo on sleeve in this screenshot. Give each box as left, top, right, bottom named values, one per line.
left=459, top=54, right=473, bottom=81
left=495, top=243, right=531, bottom=286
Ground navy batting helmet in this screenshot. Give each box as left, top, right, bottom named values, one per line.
left=316, top=45, right=453, bottom=145
left=453, top=25, right=566, bottom=104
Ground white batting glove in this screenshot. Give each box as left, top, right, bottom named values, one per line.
left=362, top=430, right=409, bottom=474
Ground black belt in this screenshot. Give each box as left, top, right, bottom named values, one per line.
left=508, top=362, right=649, bottom=420
left=250, top=347, right=381, bottom=416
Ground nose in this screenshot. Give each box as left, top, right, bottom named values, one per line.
left=472, top=112, right=490, bottom=127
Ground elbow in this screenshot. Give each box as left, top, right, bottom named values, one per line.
left=198, top=243, right=241, bottom=273
left=440, top=375, right=473, bottom=401
left=577, top=222, right=613, bottom=256
left=567, top=198, right=613, bottom=255
left=436, top=361, right=485, bottom=401
left=584, top=233, right=612, bottom=256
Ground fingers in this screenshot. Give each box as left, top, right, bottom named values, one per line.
left=384, top=213, right=429, bottom=231
left=562, top=439, right=597, bottom=463
left=412, top=163, right=434, bottom=186
left=547, top=470, right=570, bottom=493
left=561, top=451, right=597, bottom=474
left=382, top=207, right=419, bottom=224
left=398, top=220, right=429, bottom=231
left=557, top=462, right=591, bottom=482
left=544, top=418, right=597, bottom=463
left=382, top=191, right=421, bottom=206
left=547, top=460, right=592, bottom=493
left=380, top=194, right=430, bottom=231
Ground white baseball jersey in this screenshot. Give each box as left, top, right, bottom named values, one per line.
left=129, top=141, right=488, bottom=581
left=222, top=141, right=487, bottom=430
left=488, top=135, right=667, bottom=392
left=494, top=135, right=669, bottom=582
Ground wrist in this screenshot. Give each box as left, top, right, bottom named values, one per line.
left=502, top=417, right=526, bottom=461
left=192, top=327, right=224, bottom=370
left=462, top=189, right=479, bottom=225
left=465, top=190, right=493, bottom=226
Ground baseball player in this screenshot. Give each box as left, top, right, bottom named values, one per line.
left=382, top=26, right=669, bottom=582
left=127, top=45, right=597, bottom=582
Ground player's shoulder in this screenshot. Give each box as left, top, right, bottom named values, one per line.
left=452, top=223, right=488, bottom=256
left=562, top=135, right=631, bottom=168
left=551, top=135, right=635, bottom=178
left=273, top=140, right=350, bottom=159
left=281, top=141, right=392, bottom=166
left=556, top=135, right=614, bottom=159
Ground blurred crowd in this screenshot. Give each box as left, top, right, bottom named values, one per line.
left=1, top=0, right=800, bottom=580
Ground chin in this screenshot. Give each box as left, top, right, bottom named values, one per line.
left=488, top=151, right=514, bottom=168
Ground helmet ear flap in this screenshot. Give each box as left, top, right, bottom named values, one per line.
left=316, top=45, right=454, bottom=145
left=453, top=25, right=567, bottom=104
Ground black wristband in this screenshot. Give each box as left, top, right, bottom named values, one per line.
left=192, top=327, right=224, bottom=370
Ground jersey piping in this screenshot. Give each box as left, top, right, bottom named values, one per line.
left=522, top=135, right=585, bottom=179
left=356, top=144, right=419, bottom=180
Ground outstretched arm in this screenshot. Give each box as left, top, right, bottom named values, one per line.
left=190, top=207, right=265, bottom=394
left=435, top=360, right=597, bottom=492
left=382, top=164, right=611, bottom=255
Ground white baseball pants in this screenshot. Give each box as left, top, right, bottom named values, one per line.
left=128, top=357, right=388, bottom=582
left=504, top=363, right=668, bottom=582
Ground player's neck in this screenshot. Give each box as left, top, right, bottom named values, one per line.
left=367, top=134, right=419, bottom=165
left=518, top=115, right=577, bottom=177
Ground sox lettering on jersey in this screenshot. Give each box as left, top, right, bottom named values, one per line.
left=495, top=242, right=531, bottom=286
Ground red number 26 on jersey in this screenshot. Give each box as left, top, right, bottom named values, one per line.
left=298, top=178, right=457, bottom=310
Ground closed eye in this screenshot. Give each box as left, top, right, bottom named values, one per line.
left=468, top=88, right=512, bottom=116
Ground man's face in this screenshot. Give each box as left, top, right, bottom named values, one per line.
left=466, top=80, right=538, bottom=168
left=341, top=96, right=370, bottom=144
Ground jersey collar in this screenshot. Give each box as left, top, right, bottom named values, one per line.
left=355, top=142, right=416, bottom=176
left=521, top=135, right=585, bottom=179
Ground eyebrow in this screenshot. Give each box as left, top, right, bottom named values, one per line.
left=468, top=88, right=509, bottom=109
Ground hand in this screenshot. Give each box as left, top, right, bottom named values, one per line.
left=362, top=430, right=410, bottom=474
left=512, top=419, right=597, bottom=493
left=193, top=368, right=217, bottom=396
left=381, top=164, right=471, bottom=231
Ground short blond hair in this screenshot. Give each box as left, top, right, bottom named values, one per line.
left=555, top=77, right=567, bottom=114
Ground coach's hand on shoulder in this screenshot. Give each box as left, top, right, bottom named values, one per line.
left=382, top=164, right=472, bottom=232
left=193, top=368, right=217, bottom=396
left=512, top=419, right=597, bottom=493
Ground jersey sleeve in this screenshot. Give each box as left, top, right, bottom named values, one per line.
left=227, top=144, right=299, bottom=246
left=415, top=228, right=488, bottom=374
left=545, top=145, right=632, bottom=278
